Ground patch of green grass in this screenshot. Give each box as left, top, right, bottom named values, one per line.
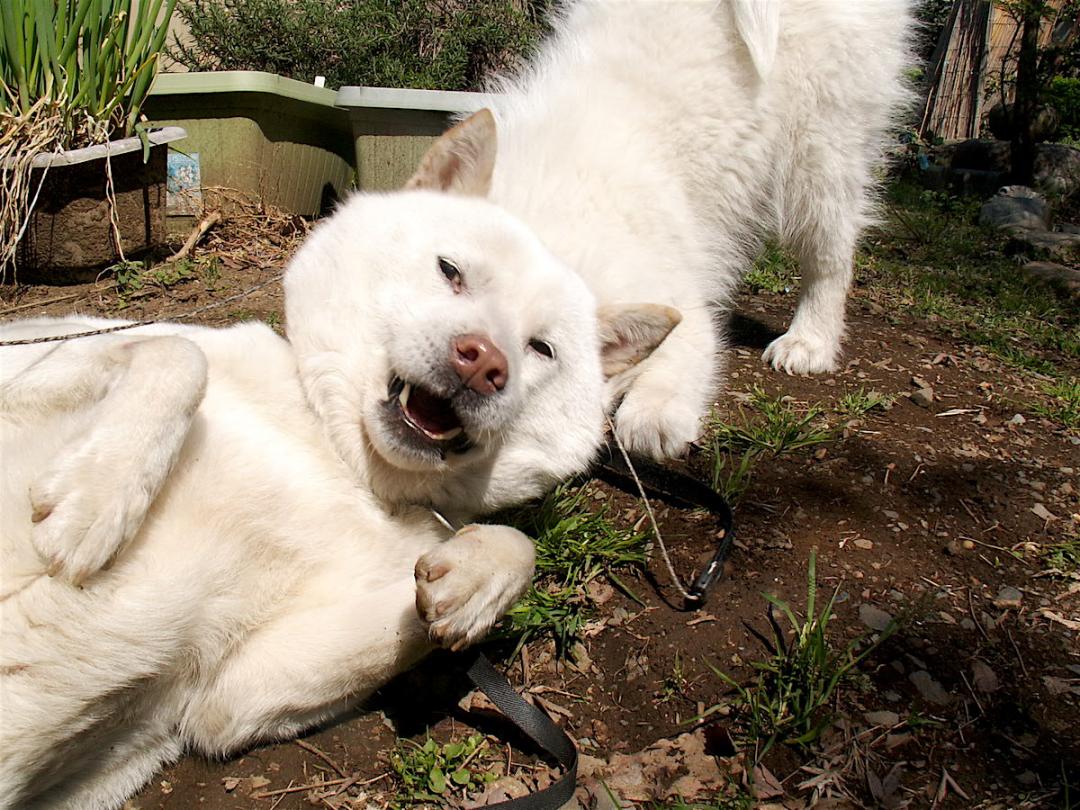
left=1029, top=378, right=1080, bottom=431
left=1043, top=536, right=1080, bottom=573
left=745, top=241, right=799, bottom=294
left=657, top=651, right=690, bottom=704
left=390, top=733, right=496, bottom=806
left=705, top=387, right=835, bottom=502
left=496, top=485, right=647, bottom=652
left=834, top=387, right=894, bottom=421
left=859, top=182, right=1079, bottom=378
left=653, top=785, right=754, bottom=810
left=704, top=553, right=897, bottom=761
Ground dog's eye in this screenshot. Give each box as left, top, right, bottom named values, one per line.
left=438, top=257, right=464, bottom=293
left=528, top=339, right=555, bottom=359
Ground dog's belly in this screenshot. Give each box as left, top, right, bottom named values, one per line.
left=0, top=330, right=439, bottom=808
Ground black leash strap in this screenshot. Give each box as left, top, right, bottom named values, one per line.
left=457, top=442, right=736, bottom=809
left=592, top=439, right=737, bottom=606
left=465, top=654, right=578, bottom=810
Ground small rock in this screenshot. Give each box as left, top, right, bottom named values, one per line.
left=909, top=670, right=954, bottom=705
left=859, top=604, right=894, bottom=632
left=1022, top=261, right=1080, bottom=295
left=979, top=186, right=1050, bottom=230
left=854, top=538, right=874, bottom=550
left=993, top=586, right=1023, bottom=610
left=1031, top=503, right=1056, bottom=521
left=222, top=777, right=240, bottom=793
left=972, top=661, right=1000, bottom=693
left=864, top=710, right=900, bottom=727
left=962, top=539, right=975, bottom=550
left=1017, top=771, right=1039, bottom=787
left=911, top=388, right=934, bottom=408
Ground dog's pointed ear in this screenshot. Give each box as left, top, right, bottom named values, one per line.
left=597, top=304, right=682, bottom=379
left=405, top=109, right=497, bottom=197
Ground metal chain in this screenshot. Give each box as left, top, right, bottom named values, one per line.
left=0, top=274, right=284, bottom=347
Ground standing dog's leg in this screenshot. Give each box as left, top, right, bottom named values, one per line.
left=763, top=152, right=867, bottom=375
left=1, top=334, right=208, bottom=584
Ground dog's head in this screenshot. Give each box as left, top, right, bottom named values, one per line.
left=285, top=110, right=678, bottom=516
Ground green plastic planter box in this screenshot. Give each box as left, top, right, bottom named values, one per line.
left=144, top=71, right=354, bottom=220
left=336, top=86, right=494, bottom=192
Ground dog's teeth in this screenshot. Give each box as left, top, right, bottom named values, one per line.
left=428, top=426, right=462, bottom=441
left=399, top=382, right=411, bottom=409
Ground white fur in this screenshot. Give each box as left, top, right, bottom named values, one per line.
left=0, top=192, right=643, bottom=808
left=0, top=1, right=914, bottom=805
left=484, top=0, right=914, bottom=458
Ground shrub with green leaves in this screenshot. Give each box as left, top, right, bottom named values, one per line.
left=1045, top=76, right=1080, bottom=141
left=390, top=734, right=495, bottom=805
left=172, top=0, right=550, bottom=91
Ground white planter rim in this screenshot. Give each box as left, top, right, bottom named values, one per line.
left=27, top=126, right=187, bottom=169
left=335, top=86, right=494, bottom=114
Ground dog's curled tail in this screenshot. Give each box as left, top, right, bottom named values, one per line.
left=732, top=0, right=781, bottom=80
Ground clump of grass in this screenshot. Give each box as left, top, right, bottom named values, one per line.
left=834, top=388, right=894, bottom=421
left=1043, top=536, right=1080, bottom=573
left=705, top=387, right=835, bottom=501
left=497, top=485, right=647, bottom=652
left=745, top=241, right=799, bottom=294
left=704, top=553, right=897, bottom=761
left=1029, top=379, right=1080, bottom=431
left=390, top=733, right=496, bottom=806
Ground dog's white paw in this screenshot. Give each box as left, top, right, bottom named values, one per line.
left=29, top=447, right=155, bottom=586
left=414, top=524, right=535, bottom=651
left=762, top=331, right=840, bottom=375
left=614, top=388, right=703, bottom=461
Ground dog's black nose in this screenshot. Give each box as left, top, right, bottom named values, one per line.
left=450, top=334, right=508, bottom=395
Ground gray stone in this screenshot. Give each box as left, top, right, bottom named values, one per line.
left=909, top=670, right=954, bottom=705
left=1034, top=143, right=1080, bottom=198
left=993, top=586, right=1023, bottom=610
left=1009, top=228, right=1080, bottom=261
left=979, top=186, right=1050, bottom=230
left=865, top=710, right=900, bottom=727
left=910, top=388, right=934, bottom=408
left=859, top=604, right=894, bottom=632
left=1022, top=260, right=1080, bottom=295
left=972, top=660, right=1000, bottom=693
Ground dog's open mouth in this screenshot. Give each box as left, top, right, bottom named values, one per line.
left=386, top=376, right=472, bottom=454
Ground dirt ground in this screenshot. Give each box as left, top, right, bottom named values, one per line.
left=2, top=209, right=1078, bottom=810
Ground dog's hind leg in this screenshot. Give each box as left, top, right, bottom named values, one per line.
left=762, top=149, right=868, bottom=375
left=1, top=333, right=207, bottom=585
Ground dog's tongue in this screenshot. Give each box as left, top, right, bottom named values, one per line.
left=404, top=386, right=461, bottom=437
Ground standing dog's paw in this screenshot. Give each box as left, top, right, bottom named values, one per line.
left=762, top=331, right=840, bottom=375
left=414, top=524, right=535, bottom=651
left=29, top=449, right=154, bottom=586
left=614, top=388, right=704, bottom=461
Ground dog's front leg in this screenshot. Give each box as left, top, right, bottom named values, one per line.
left=611, top=304, right=719, bottom=461
left=414, top=524, right=536, bottom=651
left=3, top=334, right=208, bottom=584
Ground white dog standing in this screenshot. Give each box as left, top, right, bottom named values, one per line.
left=470, top=0, right=913, bottom=459
left=1, top=2, right=912, bottom=808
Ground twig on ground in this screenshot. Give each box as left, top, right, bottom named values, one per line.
left=168, top=210, right=223, bottom=263
left=295, top=739, right=349, bottom=779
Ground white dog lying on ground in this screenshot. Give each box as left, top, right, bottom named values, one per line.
left=0, top=1, right=912, bottom=807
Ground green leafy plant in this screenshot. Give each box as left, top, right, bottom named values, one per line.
left=390, top=734, right=495, bottom=805
left=704, top=553, right=898, bottom=761
left=744, top=241, right=799, bottom=294
left=1, top=0, right=178, bottom=277
left=705, top=388, right=834, bottom=502
left=835, top=388, right=895, bottom=421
